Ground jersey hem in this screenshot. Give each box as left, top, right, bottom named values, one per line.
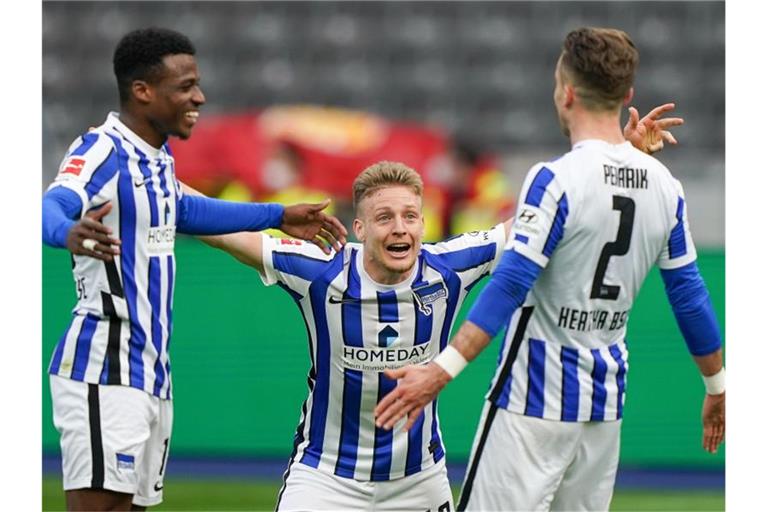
left=298, top=453, right=443, bottom=482
left=494, top=401, right=623, bottom=423
left=47, top=372, right=173, bottom=401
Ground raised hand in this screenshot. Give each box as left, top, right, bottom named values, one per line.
left=702, top=391, right=725, bottom=454
left=66, top=202, right=121, bottom=262
left=280, top=199, right=348, bottom=254
left=624, top=103, right=684, bottom=154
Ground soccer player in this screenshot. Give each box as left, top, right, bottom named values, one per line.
left=195, top=102, right=681, bottom=509
left=375, top=27, right=724, bottom=512
left=196, top=161, right=511, bottom=510
left=42, top=28, right=345, bottom=511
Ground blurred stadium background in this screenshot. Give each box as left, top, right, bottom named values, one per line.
left=42, top=1, right=724, bottom=510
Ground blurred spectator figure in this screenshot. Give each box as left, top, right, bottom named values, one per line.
left=170, top=105, right=510, bottom=240
left=258, top=142, right=337, bottom=238
left=427, top=139, right=516, bottom=237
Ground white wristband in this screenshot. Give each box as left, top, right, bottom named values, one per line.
left=433, top=346, right=468, bottom=379
left=702, top=367, right=725, bottom=395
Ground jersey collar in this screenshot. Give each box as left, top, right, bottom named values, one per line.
left=355, top=247, right=420, bottom=290
left=572, top=139, right=632, bottom=151
left=104, top=112, right=166, bottom=159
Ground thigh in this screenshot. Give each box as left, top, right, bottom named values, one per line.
left=276, top=462, right=372, bottom=511
left=51, top=376, right=155, bottom=497
left=65, top=488, right=134, bottom=511
left=551, top=420, right=621, bottom=512
left=133, top=398, right=173, bottom=508
left=459, top=404, right=580, bottom=512
left=377, top=458, right=453, bottom=512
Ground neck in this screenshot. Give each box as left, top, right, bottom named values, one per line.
left=362, top=256, right=414, bottom=286
left=119, top=109, right=166, bottom=149
left=567, top=106, right=625, bottom=146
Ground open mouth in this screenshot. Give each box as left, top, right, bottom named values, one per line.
left=386, top=242, right=411, bottom=256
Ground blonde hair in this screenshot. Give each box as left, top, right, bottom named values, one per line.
left=353, top=161, right=424, bottom=214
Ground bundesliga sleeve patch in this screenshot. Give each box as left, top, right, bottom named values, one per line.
left=59, top=156, right=87, bottom=177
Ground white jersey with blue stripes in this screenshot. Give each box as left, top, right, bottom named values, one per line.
left=47, top=112, right=182, bottom=399
left=260, top=225, right=506, bottom=481
left=491, top=139, right=697, bottom=422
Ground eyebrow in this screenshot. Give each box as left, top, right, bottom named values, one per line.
left=372, top=204, right=419, bottom=215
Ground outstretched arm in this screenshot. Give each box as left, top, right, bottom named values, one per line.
left=177, top=186, right=347, bottom=254
left=181, top=184, right=267, bottom=272
left=375, top=249, right=543, bottom=431
left=623, top=102, right=684, bottom=154
left=374, top=321, right=492, bottom=431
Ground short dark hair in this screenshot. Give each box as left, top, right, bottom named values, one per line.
left=560, top=27, right=638, bottom=111
left=113, top=27, right=196, bottom=104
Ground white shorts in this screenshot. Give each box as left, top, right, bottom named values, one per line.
left=50, top=375, right=173, bottom=507
left=458, top=401, right=621, bottom=512
left=276, top=458, right=454, bottom=511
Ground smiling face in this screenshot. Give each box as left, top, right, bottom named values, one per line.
left=146, top=53, right=205, bottom=141
left=353, top=185, right=425, bottom=285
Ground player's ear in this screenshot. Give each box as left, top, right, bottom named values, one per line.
left=352, top=217, right=365, bottom=242
left=131, top=80, right=153, bottom=105
left=623, top=86, right=634, bottom=107
left=564, top=84, right=575, bottom=108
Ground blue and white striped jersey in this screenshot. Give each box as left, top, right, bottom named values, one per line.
left=47, top=112, right=182, bottom=399
left=490, top=140, right=697, bottom=422
left=260, top=225, right=506, bottom=481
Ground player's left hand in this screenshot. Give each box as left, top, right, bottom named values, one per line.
left=375, top=362, right=452, bottom=431
left=702, top=391, right=725, bottom=454
left=624, top=102, right=684, bottom=154
left=280, top=199, right=348, bottom=254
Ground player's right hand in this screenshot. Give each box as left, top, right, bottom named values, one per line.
left=624, top=103, right=684, bottom=154
left=66, top=202, right=122, bottom=262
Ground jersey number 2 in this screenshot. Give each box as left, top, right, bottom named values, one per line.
left=590, top=195, right=635, bottom=300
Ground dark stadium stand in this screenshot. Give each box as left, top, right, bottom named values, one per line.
left=43, top=1, right=724, bottom=237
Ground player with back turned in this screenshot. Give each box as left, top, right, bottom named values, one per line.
left=42, top=27, right=345, bottom=511
left=375, top=27, right=724, bottom=511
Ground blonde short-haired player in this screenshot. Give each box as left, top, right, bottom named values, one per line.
left=196, top=96, right=683, bottom=510
left=375, top=27, right=723, bottom=512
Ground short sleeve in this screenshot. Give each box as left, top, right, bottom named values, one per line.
left=425, top=222, right=507, bottom=280
left=505, top=164, right=569, bottom=268
left=47, top=131, right=119, bottom=213
left=657, top=180, right=698, bottom=269
left=259, top=235, right=337, bottom=296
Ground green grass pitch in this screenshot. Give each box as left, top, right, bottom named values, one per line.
left=42, top=476, right=724, bottom=511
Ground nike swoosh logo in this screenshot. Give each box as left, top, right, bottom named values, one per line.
left=134, top=177, right=149, bottom=188
left=328, top=296, right=360, bottom=305
left=154, top=482, right=164, bottom=491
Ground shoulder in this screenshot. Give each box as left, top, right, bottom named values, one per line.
left=54, top=128, right=119, bottom=181
left=421, top=225, right=505, bottom=273
left=624, top=146, right=683, bottom=194
left=425, top=224, right=503, bottom=252
left=269, top=238, right=362, bottom=266
left=64, top=126, right=117, bottom=156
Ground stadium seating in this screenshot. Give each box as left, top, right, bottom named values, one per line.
left=43, top=1, right=724, bottom=192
